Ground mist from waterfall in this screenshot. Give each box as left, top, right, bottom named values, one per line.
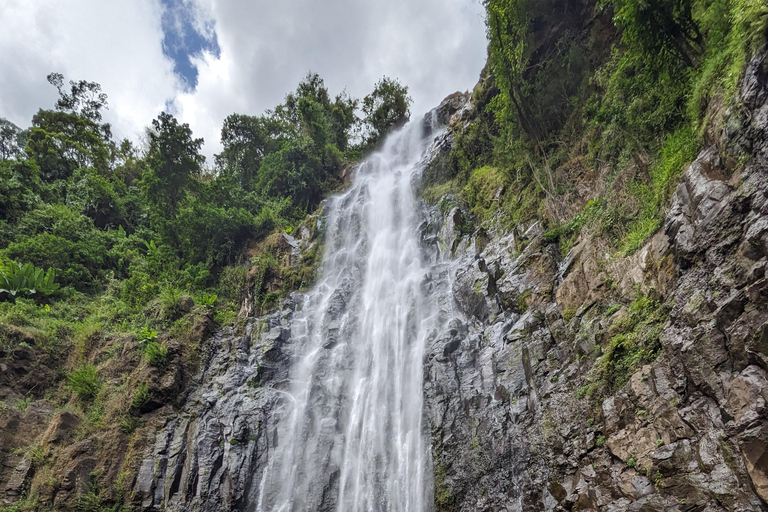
left=254, top=118, right=441, bottom=512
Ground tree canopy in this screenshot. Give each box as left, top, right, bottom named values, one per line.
left=0, top=70, right=412, bottom=302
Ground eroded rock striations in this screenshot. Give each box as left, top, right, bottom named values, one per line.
left=424, top=48, right=768, bottom=511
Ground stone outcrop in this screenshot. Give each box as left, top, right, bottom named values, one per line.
left=131, top=298, right=299, bottom=511
left=421, top=47, right=768, bottom=511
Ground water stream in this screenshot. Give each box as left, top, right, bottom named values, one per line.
left=254, top=119, right=442, bottom=511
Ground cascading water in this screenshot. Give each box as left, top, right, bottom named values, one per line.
left=255, top=119, right=441, bottom=512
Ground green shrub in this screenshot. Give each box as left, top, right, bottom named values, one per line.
left=0, top=257, right=60, bottom=300
left=67, top=364, right=102, bottom=400
left=157, top=285, right=184, bottom=321
left=3, top=204, right=113, bottom=291
left=14, top=396, right=34, bottom=411
left=137, top=326, right=158, bottom=348
left=131, top=382, right=150, bottom=409
left=197, top=293, right=217, bottom=307
left=118, top=415, right=143, bottom=434
left=143, top=341, right=168, bottom=368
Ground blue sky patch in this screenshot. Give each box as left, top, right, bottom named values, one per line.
left=160, top=0, right=221, bottom=91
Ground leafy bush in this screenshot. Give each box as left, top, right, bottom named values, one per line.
left=118, top=415, right=143, bottom=434
left=136, top=327, right=158, bottom=348
left=157, top=286, right=183, bottom=321
left=0, top=257, right=60, bottom=300
left=197, top=293, right=217, bottom=307
left=143, top=341, right=168, bottom=368
left=3, top=204, right=113, bottom=291
left=131, top=382, right=150, bottom=409
left=67, top=364, right=101, bottom=400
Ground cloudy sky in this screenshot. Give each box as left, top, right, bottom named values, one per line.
left=0, top=0, right=488, bottom=159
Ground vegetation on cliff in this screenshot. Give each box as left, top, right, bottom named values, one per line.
left=425, top=0, right=767, bottom=255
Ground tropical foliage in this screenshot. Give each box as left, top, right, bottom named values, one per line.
left=0, top=70, right=411, bottom=350
left=0, top=257, right=59, bottom=299
left=424, top=0, right=767, bottom=255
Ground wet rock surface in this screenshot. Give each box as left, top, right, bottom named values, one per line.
left=131, top=299, right=299, bottom=511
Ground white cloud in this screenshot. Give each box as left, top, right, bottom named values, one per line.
left=0, top=0, right=488, bottom=160
left=178, top=0, right=488, bottom=157
left=0, top=0, right=178, bottom=142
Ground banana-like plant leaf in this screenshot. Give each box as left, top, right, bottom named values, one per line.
left=0, top=257, right=60, bottom=301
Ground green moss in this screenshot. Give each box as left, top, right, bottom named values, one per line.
left=422, top=179, right=462, bottom=205
left=582, top=292, right=669, bottom=401
left=434, top=459, right=454, bottom=511
left=463, top=166, right=510, bottom=223
left=518, top=288, right=533, bottom=312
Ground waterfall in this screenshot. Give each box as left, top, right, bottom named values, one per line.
left=255, top=119, right=441, bottom=512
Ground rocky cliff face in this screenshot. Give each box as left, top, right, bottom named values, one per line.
left=131, top=301, right=298, bottom=511
left=423, top=48, right=768, bottom=511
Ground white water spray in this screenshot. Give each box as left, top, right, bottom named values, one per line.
left=255, top=119, right=441, bottom=512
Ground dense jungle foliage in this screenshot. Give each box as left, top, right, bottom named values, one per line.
left=425, top=0, right=767, bottom=256
left=0, top=71, right=410, bottom=365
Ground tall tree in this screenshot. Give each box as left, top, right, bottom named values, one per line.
left=361, top=77, right=411, bottom=149
left=0, top=118, right=25, bottom=160
left=25, top=74, right=113, bottom=181
left=47, top=72, right=109, bottom=122
left=26, top=111, right=112, bottom=181
left=141, top=112, right=204, bottom=222
left=218, top=113, right=284, bottom=189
